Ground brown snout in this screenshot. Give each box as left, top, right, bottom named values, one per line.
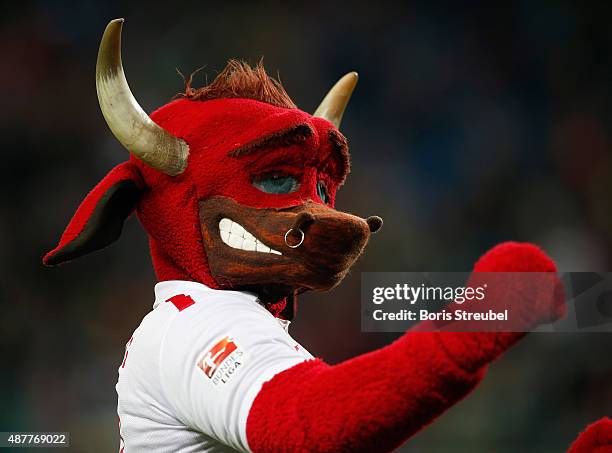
left=291, top=211, right=382, bottom=234
left=199, top=196, right=382, bottom=292
left=285, top=204, right=382, bottom=278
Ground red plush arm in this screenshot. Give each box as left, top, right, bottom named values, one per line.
left=568, top=417, right=612, bottom=453
left=246, top=242, right=563, bottom=453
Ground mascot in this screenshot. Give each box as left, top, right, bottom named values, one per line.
left=44, top=19, right=610, bottom=452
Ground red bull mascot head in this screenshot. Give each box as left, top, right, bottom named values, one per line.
left=44, top=19, right=382, bottom=316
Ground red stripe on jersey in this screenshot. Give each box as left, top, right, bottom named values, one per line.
left=166, top=294, right=195, bottom=311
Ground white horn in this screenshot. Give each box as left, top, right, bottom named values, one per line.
left=313, top=72, right=358, bottom=129
left=96, top=19, right=189, bottom=176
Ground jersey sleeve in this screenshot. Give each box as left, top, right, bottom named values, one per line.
left=158, top=294, right=309, bottom=452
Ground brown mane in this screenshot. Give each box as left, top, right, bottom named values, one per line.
left=176, top=60, right=297, bottom=109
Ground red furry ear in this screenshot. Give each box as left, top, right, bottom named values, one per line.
left=43, top=162, right=145, bottom=266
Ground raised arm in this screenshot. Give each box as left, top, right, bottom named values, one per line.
left=246, top=242, right=565, bottom=452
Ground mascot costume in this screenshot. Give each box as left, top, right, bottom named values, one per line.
left=44, top=19, right=610, bottom=453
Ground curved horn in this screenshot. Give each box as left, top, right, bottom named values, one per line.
left=96, top=19, right=189, bottom=176
left=313, top=72, right=358, bottom=129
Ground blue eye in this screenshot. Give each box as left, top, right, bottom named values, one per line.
left=253, top=174, right=299, bottom=194
left=317, top=181, right=329, bottom=204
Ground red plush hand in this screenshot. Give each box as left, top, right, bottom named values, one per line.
left=472, top=241, right=566, bottom=326
left=435, top=242, right=566, bottom=372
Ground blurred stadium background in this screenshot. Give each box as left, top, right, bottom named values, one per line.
left=1, top=1, right=611, bottom=451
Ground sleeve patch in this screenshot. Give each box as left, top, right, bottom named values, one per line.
left=197, top=336, right=246, bottom=386
left=166, top=294, right=196, bottom=311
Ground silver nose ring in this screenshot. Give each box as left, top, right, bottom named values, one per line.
left=284, top=228, right=305, bottom=248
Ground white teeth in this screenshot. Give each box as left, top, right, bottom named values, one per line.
left=256, top=242, right=270, bottom=253
left=230, top=222, right=244, bottom=235
left=220, top=230, right=230, bottom=244
left=218, top=218, right=282, bottom=256
left=228, top=234, right=243, bottom=248
left=243, top=239, right=256, bottom=251
left=219, top=218, right=232, bottom=233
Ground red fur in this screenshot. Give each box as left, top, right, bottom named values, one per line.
left=138, top=99, right=345, bottom=284
left=45, top=98, right=346, bottom=284
left=246, top=242, right=564, bottom=452
left=430, top=242, right=565, bottom=372
left=568, top=418, right=612, bottom=453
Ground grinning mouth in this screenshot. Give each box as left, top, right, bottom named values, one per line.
left=219, top=218, right=282, bottom=255
left=200, top=197, right=378, bottom=294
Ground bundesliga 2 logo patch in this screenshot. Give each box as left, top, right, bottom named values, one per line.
left=197, top=336, right=246, bottom=386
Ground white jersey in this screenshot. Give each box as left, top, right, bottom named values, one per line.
left=116, top=280, right=313, bottom=453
